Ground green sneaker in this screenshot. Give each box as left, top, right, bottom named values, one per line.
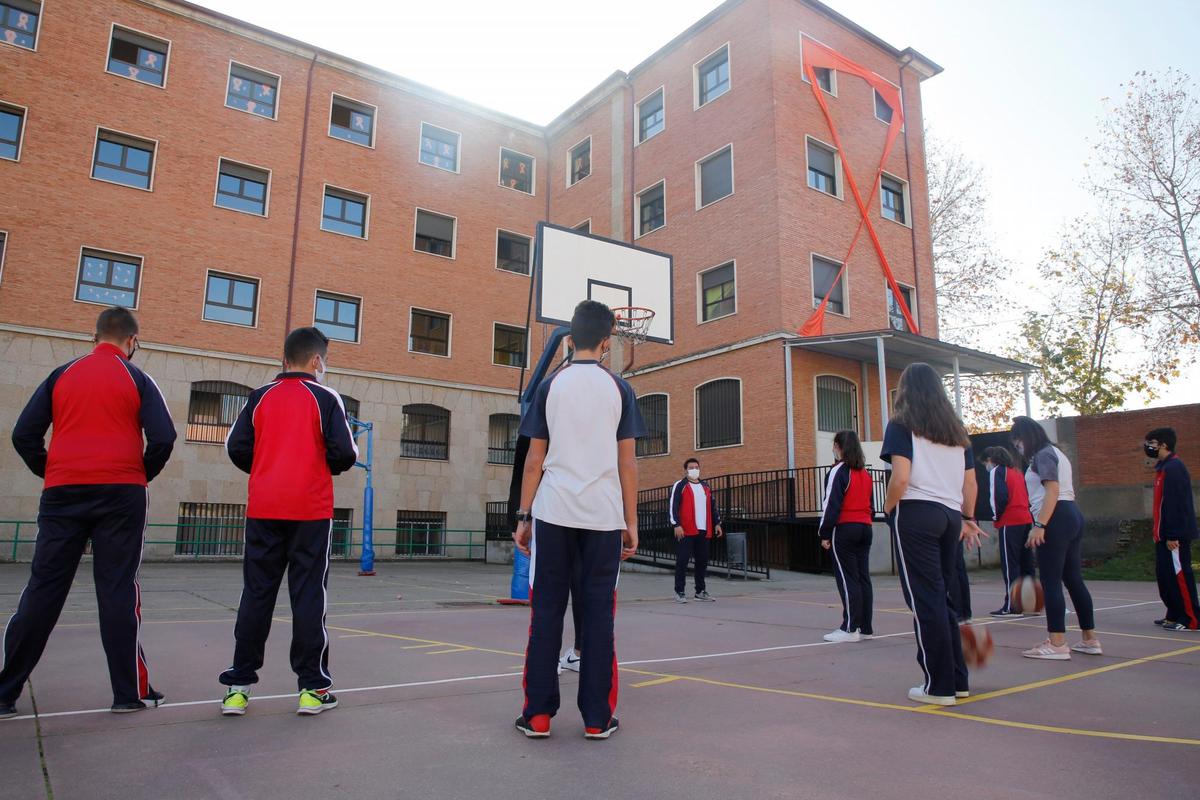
left=297, top=689, right=338, bottom=716
left=221, top=688, right=249, bottom=716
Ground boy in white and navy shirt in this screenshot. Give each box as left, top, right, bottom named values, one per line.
left=670, top=458, right=723, bottom=602
left=512, top=301, right=646, bottom=740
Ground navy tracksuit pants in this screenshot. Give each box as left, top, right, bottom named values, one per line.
left=523, top=520, right=621, bottom=728
left=953, top=539, right=973, bottom=621
left=997, top=524, right=1035, bottom=612
left=892, top=500, right=968, bottom=698
left=831, top=523, right=874, bottom=635
left=1155, top=539, right=1199, bottom=629
left=0, top=485, right=152, bottom=706
left=1036, top=501, right=1095, bottom=634
left=674, top=533, right=710, bottom=595
left=220, top=518, right=334, bottom=692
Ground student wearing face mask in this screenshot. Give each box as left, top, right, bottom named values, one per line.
left=218, top=327, right=358, bottom=717
left=670, top=458, right=724, bottom=603
left=819, top=430, right=875, bottom=642
left=1144, top=427, right=1199, bottom=631
left=2, top=307, right=176, bottom=719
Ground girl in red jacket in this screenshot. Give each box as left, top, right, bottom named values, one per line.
left=819, top=430, right=875, bottom=642
left=983, top=446, right=1035, bottom=618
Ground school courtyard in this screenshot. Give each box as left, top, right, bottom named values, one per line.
left=0, top=561, right=1194, bottom=800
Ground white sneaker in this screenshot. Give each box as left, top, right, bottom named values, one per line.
left=557, top=648, right=581, bottom=675
left=674, top=593, right=688, bottom=604
left=823, top=629, right=861, bottom=643
left=955, top=690, right=970, bottom=699
left=908, top=686, right=955, bottom=706
left=1070, top=639, right=1103, bottom=656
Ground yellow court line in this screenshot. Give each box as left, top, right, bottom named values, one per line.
left=630, top=676, right=681, bottom=688
left=426, top=648, right=473, bottom=655
left=401, top=643, right=441, bottom=650
left=337, top=634, right=376, bottom=639
left=324, top=624, right=523, bottom=658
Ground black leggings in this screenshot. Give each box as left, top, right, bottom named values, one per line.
left=831, top=523, right=874, bottom=635
left=1037, top=501, right=1095, bottom=634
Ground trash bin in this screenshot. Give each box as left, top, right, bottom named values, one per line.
left=725, top=531, right=748, bottom=580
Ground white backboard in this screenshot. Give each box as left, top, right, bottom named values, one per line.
left=535, top=223, right=674, bottom=344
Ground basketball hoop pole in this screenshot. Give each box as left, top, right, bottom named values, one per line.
left=348, top=415, right=376, bottom=576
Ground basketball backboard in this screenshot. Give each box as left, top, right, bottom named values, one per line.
left=534, top=222, right=674, bottom=345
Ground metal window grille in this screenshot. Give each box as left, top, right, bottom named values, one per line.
left=396, top=511, right=445, bottom=556
left=401, top=404, right=450, bottom=460
left=637, top=394, right=669, bottom=457
left=176, top=502, right=245, bottom=555
left=696, top=379, right=741, bottom=449
left=488, top=414, right=520, bottom=465
left=186, top=381, right=251, bottom=443
left=816, top=375, right=858, bottom=433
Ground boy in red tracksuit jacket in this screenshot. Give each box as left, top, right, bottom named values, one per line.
left=983, top=446, right=1035, bottom=618
left=670, top=458, right=723, bottom=603
left=1145, top=427, right=1199, bottom=631
left=819, top=431, right=875, bottom=641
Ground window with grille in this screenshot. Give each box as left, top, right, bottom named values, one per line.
left=696, top=379, right=741, bottom=449
left=176, top=502, right=245, bottom=556
left=488, top=413, right=520, bottom=465
left=396, top=510, right=445, bottom=556
left=816, top=375, right=858, bottom=433
left=636, top=394, right=668, bottom=457
left=401, top=404, right=450, bottom=460
left=332, top=507, right=353, bottom=558
left=186, top=381, right=251, bottom=443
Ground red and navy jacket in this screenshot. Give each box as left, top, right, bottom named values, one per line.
left=12, top=342, right=176, bottom=488
left=669, top=479, right=722, bottom=538
left=988, top=464, right=1034, bottom=527
left=1154, top=455, right=1198, bottom=542
left=819, top=462, right=874, bottom=540
left=225, top=373, right=358, bottom=520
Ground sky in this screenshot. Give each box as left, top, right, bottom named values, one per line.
left=199, top=0, right=1200, bottom=410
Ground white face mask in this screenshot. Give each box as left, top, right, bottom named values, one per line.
left=687, top=468, right=700, bottom=481
left=314, top=355, right=327, bottom=384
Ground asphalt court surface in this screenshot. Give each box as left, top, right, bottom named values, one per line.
left=0, top=561, right=1196, bottom=800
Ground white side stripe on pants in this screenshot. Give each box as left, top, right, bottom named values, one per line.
left=892, top=505, right=932, bottom=694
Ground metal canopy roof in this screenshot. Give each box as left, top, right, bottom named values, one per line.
left=785, top=330, right=1035, bottom=376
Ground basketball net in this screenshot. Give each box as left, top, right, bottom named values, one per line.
left=611, top=306, right=655, bottom=375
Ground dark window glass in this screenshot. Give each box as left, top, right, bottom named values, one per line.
left=812, top=256, right=845, bottom=314
left=887, top=284, right=916, bottom=332
left=496, top=230, right=530, bottom=274
left=204, top=273, right=258, bottom=326
left=410, top=309, right=450, bottom=356
left=108, top=27, right=167, bottom=86
left=815, top=67, right=834, bottom=93
left=216, top=161, right=268, bottom=215
left=638, top=89, right=664, bottom=142
left=499, top=148, right=534, bottom=194
left=696, top=379, right=741, bottom=449
left=816, top=376, right=858, bottom=433
left=493, top=324, right=526, bottom=368
left=0, top=104, right=21, bottom=159
left=488, top=413, right=520, bottom=465
left=331, top=507, right=353, bottom=558
left=636, top=394, right=668, bottom=457
left=76, top=250, right=140, bottom=307
left=330, top=96, right=374, bottom=146
left=226, top=64, right=277, bottom=118
left=415, top=210, right=455, bottom=256
left=396, top=510, right=446, bottom=555
left=638, top=182, right=665, bottom=236
left=186, top=381, right=251, bottom=443
left=92, top=130, right=154, bottom=189
left=314, top=292, right=360, bottom=342
left=697, top=46, right=730, bottom=106
left=400, top=405, right=450, bottom=461
left=420, top=123, right=459, bottom=171
left=699, top=147, right=733, bottom=207
left=701, top=262, right=735, bottom=321
left=569, top=139, right=591, bottom=184
left=573, top=220, right=591, bottom=233
left=322, top=188, right=367, bottom=237
left=875, top=90, right=894, bottom=123
left=807, top=140, right=837, bottom=195
left=175, top=502, right=246, bottom=556
left=881, top=175, right=906, bottom=224
left=0, top=2, right=40, bottom=50
left=340, top=395, right=360, bottom=420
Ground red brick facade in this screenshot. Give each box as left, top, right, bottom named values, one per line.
left=1073, top=405, right=1200, bottom=488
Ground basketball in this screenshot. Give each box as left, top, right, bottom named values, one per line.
left=960, top=623, right=995, bottom=668
left=1010, top=576, right=1045, bottom=614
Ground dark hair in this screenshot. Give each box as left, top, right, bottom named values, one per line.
left=1146, top=427, right=1177, bottom=452
left=570, top=300, right=615, bottom=351
left=683, top=457, right=700, bottom=470
left=982, top=446, right=1015, bottom=468
left=833, top=430, right=865, bottom=470
left=1010, top=416, right=1051, bottom=457
left=283, top=326, right=330, bottom=367
left=892, top=363, right=970, bottom=448
left=95, top=307, right=138, bottom=340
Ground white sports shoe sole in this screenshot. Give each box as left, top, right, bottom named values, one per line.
left=908, top=687, right=955, bottom=706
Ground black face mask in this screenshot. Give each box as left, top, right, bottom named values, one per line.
left=1144, top=443, right=1160, bottom=459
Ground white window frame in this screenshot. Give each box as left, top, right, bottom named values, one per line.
left=497, top=146, right=537, bottom=196
left=0, top=100, right=29, bottom=162
left=573, top=218, right=592, bottom=233
left=91, top=126, right=158, bottom=193
left=328, top=93, right=378, bottom=149
left=313, top=288, right=364, bottom=345
left=0, top=229, right=9, bottom=285
left=491, top=322, right=529, bottom=369
left=871, top=76, right=903, bottom=128
left=105, top=23, right=171, bottom=90
left=320, top=183, right=371, bottom=240
left=224, top=60, right=282, bottom=121
left=634, top=85, right=666, bottom=146
left=73, top=245, right=145, bottom=310
left=887, top=280, right=918, bottom=330
left=695, top=143, right=734, bottom=210
left=418, top=121, right=462, bottom=174
left=633, top=179, right=666, bottom=240
left=408, top=306, right=454, bottom=359
left=879, top=171, right=912, bottom=228
left=692, top=42, right=732, bottom=110
left=696, top=259, right=737, bottom=324
left=494, top=227, right=532, bottom=276
left=200, top=268, right=262, bottom=329
left=413, top=207, right=458, bottom=260
left=799, top=33, right=838, bottom=97
left=566, top=134, right=592, bottom=188
left=213, top=157, right=272, bottom=218
left=694, top=376, right=744, bottom=451
left=811, top=252, right=849, bottom=317
left=636, top=391, right=671, bottom=458
left=804, top=135, right=842, bottom=200
left=0, top=0, right=42, bottom=52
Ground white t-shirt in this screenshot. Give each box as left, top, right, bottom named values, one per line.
left=880, top=421, right=974, bottom=511
left=690, top=482, right=708, bottom=531
left=1026, top=445, right=1075, bottom=517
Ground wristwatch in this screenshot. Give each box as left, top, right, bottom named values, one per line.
left=515, top=510, right=533, bottom=522
left=1032, top=521, right=1046, bottom=529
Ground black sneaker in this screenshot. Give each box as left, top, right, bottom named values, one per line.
left=694, top=591, right=716, bottom=602
left=515, top=714, right=551, bottom=738
left=1154, top=618, right=1171, bottom=627
left=0, top=702, right=17, bottom=720
left=585, top=717, right=619, bottom=739
left=111, top=686, right=165, bottom=714
left=990, top=609, right=1021, bottom=618
left=1162, top=621, right=1188, bottom=631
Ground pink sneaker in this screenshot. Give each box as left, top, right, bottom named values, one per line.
left=1023, top=639, right=1070, bottom=660
left=1071, top=639, right=1102, bottom=655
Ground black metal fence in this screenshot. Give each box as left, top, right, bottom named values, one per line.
left=485, top=501, right=510, bottom=541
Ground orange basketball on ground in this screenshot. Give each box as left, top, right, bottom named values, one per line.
left=1010, top=576, right=1045, bottom=614
left=960, top=623, right=994, bottom=668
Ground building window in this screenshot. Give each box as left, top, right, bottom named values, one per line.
left=816, top=376, right=858, bottom=433
left=636, top=393, right=668, bottom=457
left=420, top=123, right=460, bottom=172
left=203, top=272, right=258, bottom=327
left=322, top=187, right=368, bottom=238
left=493, top=323, right=527, bottom=368
left=414, top=209, right=455, bottom=257
left=573, top=219, right=591, bottom=233
left=874, top=89, right=894, bottom=124
left=637, top=87, right=664, bottom=143
left=697, top=145, right=733, bottom=208
left=636, top=181, right=665, bottom=237
left=814, top=67, right=835, bottom=94
left=881, top=174, right=907, bottom=224
left=488, top=413, right=520, bottom=465
left=332, top=507, right=353, bottom=558
left=695, top=45, right=730, bottom=107
left=186, top=380, right=251, bottom=443
left=226, top=63, right=278, bottom=119
left=396, top=510, right=446, bottom=556
left=887, top=283, right=917, bottom=332
left=340, top=395, right=360, bottom=420
left=696, top=378, right=741, bottom=449
left=0, top=102, right=23, bottom=160
left=499, top=148, right=534, bottom=194
left=314, top=291, right=360, bottom=342
left=215, top=160, right=269, bottom=216
left=400, top=405, right=450, bottom=461
left=76, top=249, right=140, bottom=307
left=409, top=308, right=451, bottom=356
left=92, top=129, right=155, bottom=190
left=0, top=231, right=6, bottom=277
left=176, top=502, right=245, bottom=556
left=699, top=262, right=735, bottom=321
left=812, top=255, right=845, bottom=315
left=329, top=95, right=375, bottom=147
left=568, top=137, right=591, bottom=185
left=496, top=230, right=530, bottom=275
left=107, top=26, right=169, bottom=87
left=806, top=138, right=838, bottom=197
left=0, top=1, right=39, bottom=50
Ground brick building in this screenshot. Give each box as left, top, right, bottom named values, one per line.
left=0, top=0, right=1023, bottom=558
